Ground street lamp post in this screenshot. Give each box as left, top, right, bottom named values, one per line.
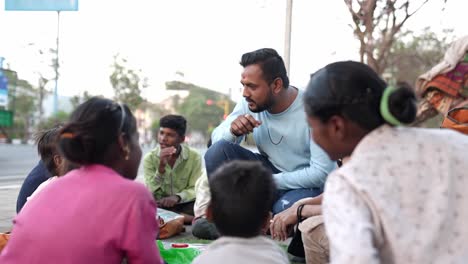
left=284, top=0, right=293, bottom=74
left=5, top=0, right=79, bottom=115
left=53, top=11, right=61, bottom=115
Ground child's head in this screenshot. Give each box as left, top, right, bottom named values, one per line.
left=207, top=160, right=276, bottom=238
left=36, top=126, right=78, bottom=176
left=304, top=61, right=417, bottom=160
left=158, top=115, right=187, bottom=149
left=160, top=115, right=187, bottom=137
left=35, top=126, right=63, bottom=176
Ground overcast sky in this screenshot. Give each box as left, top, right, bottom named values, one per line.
left=0, top=0, right=467, bottom=105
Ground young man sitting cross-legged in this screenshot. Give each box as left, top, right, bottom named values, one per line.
left=144, top=115, right=203, bottom=224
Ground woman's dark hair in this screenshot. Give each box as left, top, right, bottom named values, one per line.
left=304, top=61, right=417, bottom=130
left=240, top=48, right=290, bottom=89
left=58, top=97, right=137, bottom=165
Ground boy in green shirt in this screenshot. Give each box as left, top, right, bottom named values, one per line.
left=144, top=115, right=202, bottom=224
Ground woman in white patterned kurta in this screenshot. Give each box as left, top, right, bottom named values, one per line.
left=303, top=61, right=468, bottom=263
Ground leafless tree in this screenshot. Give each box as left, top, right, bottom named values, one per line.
left=343, top=0, right=445, bottom=74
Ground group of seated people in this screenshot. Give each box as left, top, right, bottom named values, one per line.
left=1, top=48, right=467, bottom=264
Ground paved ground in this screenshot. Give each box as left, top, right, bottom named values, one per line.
left=0, top=188, right=19, bottom=232
left=0, top=144, right=37, bottom=232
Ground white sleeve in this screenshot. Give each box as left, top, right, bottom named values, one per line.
left=193, top=170, right=211, bottom=218
left=323, top=173, right=381, bottom=264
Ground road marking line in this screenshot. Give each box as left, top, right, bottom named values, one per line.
left=0, top=185, right=21, bottom=190
left=0, top=175, right=25, bottom=180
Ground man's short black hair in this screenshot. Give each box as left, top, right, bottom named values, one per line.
left=35, top=126, right=62, bottom=175
left=159, top=115, right=187, bottom=137
left=209, top=160, right=276, bottom=238
left=240, top=48, right=289, bottom=89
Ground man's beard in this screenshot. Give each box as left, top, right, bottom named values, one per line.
left=246, top=93, right=275, bottom=113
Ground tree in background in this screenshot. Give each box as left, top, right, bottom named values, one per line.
left=36, top=75, right=49, bottom=121
left=110, top=54, right=147, bottom=110
left=344, top=0, right=446, bottom=74
left=33, top=46, right=58, bottom=121
left=386, top=27, right=454, bottom=85
left=36, top=110, right=69, bottom=131
left=70, top=91, right=95, bottom=109
left=150, top=119, right=160, bottom=137
left=166, top=81, right=234, bottom=137
left=2, top=70, right=37, bottom=141
left=138, top=100, right=170, bottom=145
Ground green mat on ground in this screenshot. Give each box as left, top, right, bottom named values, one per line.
left=157, top=240, right=202, bottom=264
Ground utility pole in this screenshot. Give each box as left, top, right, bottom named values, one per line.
left=284, top=0, right=293, bottom=74
left=5, top=0, right=78, bottom=115
left=53, top=11, right=61, bottom=115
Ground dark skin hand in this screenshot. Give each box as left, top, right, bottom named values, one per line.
left=157, top=145, right=181, bottom=208
left=158, top=146, right=178, bottom=174
left=230, top=114, right=262, bottom=136
left=158, top=195, right=181, bottom=208
left=270, top=195, right=323, bottom=241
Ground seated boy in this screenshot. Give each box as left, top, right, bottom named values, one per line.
left=193, top=161, right=289, bottom=264
left=25, top=127, right=78, bottom=202
left=144, top=115, right=202, bottom=224
left=16, top=126, right=61, bottom=212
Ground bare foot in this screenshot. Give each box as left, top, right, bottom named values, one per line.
left=180, top=213, right=194, bottom=225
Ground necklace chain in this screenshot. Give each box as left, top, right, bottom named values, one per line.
left=267, top=127, right=283, bottom=145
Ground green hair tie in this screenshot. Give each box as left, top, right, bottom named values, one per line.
left=379, top=86, right=402, bottom=126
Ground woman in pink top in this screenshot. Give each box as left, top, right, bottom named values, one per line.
left=0, top=98, right=164, bottom=264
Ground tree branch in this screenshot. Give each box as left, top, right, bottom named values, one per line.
left=408, top=0, right=430, bottom=17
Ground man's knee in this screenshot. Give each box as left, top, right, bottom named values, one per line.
left=301, top=221, right=329, bottom=264
left=204, top=140, right=239, bottom=176
left=307, top=224, right=328, bottom=249
left=205, top=140, right=231, bottom=160
left=205, top=140, right=237, bottom=162
left=272, top=188, right=322, bottom=215
left=272, top=197, right=292, bottom=215
left=192, top=217, right=220, bottom=240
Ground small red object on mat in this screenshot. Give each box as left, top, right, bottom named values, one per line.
left=171, top=243, right=189, bottom=248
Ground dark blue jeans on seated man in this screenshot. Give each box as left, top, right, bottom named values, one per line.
left=204, top=140, right=323, bottom=215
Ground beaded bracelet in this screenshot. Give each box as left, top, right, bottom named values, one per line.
left=297, top=204, right=306, bottom=223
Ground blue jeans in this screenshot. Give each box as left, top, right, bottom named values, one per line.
left=204, top=140, right=322, bottom=215
left=273, top=188, right=322, bottom=215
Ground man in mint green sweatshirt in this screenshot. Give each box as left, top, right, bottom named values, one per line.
left=205, top=48, right=335, bottom=215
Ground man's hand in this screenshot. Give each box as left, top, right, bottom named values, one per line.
left=230, top=114, right=262, bottom=136
left=158, top=146, right=177, bottom=174
left=158, top=195, right=181, bottom=208
left=270, top=202, right=322, bottom=241
left=269, top=205, right=298, bottom=241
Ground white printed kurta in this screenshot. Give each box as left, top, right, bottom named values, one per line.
left=323, top=125, right=468, bottom=263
